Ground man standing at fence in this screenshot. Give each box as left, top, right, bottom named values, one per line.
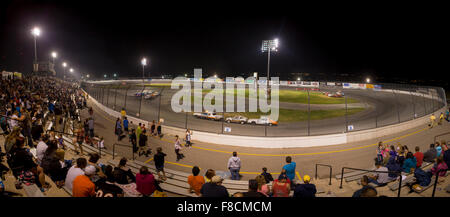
left=227, top=152, right=241, bottom=180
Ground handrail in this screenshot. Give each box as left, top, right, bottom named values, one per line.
left=431, top=168, right=449, bottom=197
left=112, top=143, right=134, bottom=160
left=315, top=164, right=332, bottom=185
left=434, top=131, right=450, bottom=143
left=339, top=167, right=402, bottom=197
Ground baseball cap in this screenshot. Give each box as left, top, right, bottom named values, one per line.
left=211, top=176, right=223, bottom=183
left=303, top=175, right=311, bottom=183
left=84, top=165, right=96, bottom=176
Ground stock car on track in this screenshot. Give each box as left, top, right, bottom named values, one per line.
left=193, top=111, right=223, bottom=121
left=247, top=116, right=278, bottom=126
left=225, top=116, right=248, bottom=124
left=134, top=89, right=154, bottom=97
left=324, top=91, right=344, bottom=98
left=144, top=91, right=160, bottom=100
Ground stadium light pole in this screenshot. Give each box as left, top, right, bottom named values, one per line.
left=141, top=58, right=147, bottom=84
left=262, top=38, right=278, bottom=94
left=62, top=62, right=67, bottom=80
left=366, top=78, right=371, bottom=83
left=31, top=27, right=41, bottom=73
left=51, top=52, right=57, bottom=63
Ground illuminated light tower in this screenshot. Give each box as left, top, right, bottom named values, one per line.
left=261, top=38, right=279, bottom=93
left=51, top=52, right=57, bottom=63
left=62, top=62, right=67, bottom=80
left=31, top=27, right=41, bottom=63
left=366, top=78, right=371, bottom=83
left=141, top=58, right=147, bottom=83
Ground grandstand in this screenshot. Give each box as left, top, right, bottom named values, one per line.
left=1, top=75, right=449, bottom=198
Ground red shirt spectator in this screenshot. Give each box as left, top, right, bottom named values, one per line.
left=414, top=151, right=424, bottom=167
left=136, top=166, right=156, bottom=196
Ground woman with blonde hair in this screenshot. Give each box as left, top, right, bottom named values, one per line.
left=255, top=175, right=270, bottom=196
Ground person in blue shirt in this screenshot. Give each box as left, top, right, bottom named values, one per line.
left=123, top=117, right=129, bottom=132
left=282, top=156, right=296, bottom=183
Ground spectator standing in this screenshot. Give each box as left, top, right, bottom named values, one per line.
left=136, top=123, right=142, bottom=145
left=430, top=113, right=436, bottom=128
left=436, top=143, right=442, bottom=157
left=120, top=108, right=126, bottom=120
left=242, top=179, right=267, bottom=197
left=439, top=112, right=444, bottom=125
left=138, top=129, right=150, bottom=157
left=188, top=166, right=205, bottom=196
left=156, top=121, right=162, bottom=138
left=282, top=156, right=296, bottom=183
left=123, top=117, right=129, bottom=132
left=376, top=142, right=383, bottom=164
left=272, top=174, right=290, bottom=197
left=174, top=135, right=184, bottom=161
left=115, top=118, right=123, bottom=141
left=154, top=147, right=167, bottom=181
left=74, top=125, right=85, bottom=155
left=227, top=152, right=241, bottom=180
left=293, top=175, right=317, bottom=198
left=136, top=166, right=156, bottom=197
left=185, top=129, right=192, bottom=147
left=414, top=146, right=424, bottom=168
left=352, top=175, right=377, bottom=197
left=72, top=165, right=96, bottom=197
left=200, top=176, right=229, bottom=197
left=87, top=117, right=94, bottom=141
left=423, top=143, right=437, bottom=163
left=129, top=129, right=137, bottom=153
left=150, top=120, right=156, bottom=136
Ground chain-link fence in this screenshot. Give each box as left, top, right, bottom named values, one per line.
left=81, top=81, right=447, bottom=137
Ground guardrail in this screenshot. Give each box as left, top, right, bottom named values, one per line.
left=315, top=164, right=332, bottom=185
left=434, top=131, right=450, bottom=143
left=339, top=167, right=402, bottom=197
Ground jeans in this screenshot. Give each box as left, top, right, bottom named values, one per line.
left=230, top=168, right=240, bottom=180
left=368, top=178, right=387, bottom=186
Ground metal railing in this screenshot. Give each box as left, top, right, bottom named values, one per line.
left=339, top=167, right=402, bottom=197
left=434, top=131, right=450, bottom=143
left=315, top=164, right=332, bottom=185
left=112, top=143, right=135, bottom=160
left=431, top=168, right=449, bottom=197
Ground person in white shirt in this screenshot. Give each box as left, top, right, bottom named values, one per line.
left=64, top=158, right=87, bottom=192
left=9, top=111, right=19, bottom=129
left=36, top=135, right=50, bottom=165
left=228, top=152, right=241, bottom=180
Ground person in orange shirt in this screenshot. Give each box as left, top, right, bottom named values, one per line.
left=187, top=166, right=205, bottom=196
left=72, top=165, right=96, bottom=197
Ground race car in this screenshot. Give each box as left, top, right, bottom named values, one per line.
left=193, top=111, right=223, bottom=121
left=134, top=89, right=154, bottom=97
left=247, top=116, right=278, bottom=126
left=225, top=116, right=248, bottom=124
left=144, top=91, right=160, bottom=100
left=324, top=91, right=344, bottom=98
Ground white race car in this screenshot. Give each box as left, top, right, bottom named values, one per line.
left=247, top=116, right=278, bottom=126
left=225, top=116, right=248, bottom=124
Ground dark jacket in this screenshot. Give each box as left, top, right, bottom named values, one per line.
left=293, top=183, right=317, bottom=198
left=414, top=167, right=431, bottom=187
left=41, top=153, right=66, bottom=181
left=423, top=148, right=437, bottom=163
left=261, top=171, right=274, bottom=184
left=113, top=167, right=136, bottom=184
left=386, top=158, right=401, bottom=178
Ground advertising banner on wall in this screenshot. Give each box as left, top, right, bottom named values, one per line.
left=366, top=84, right=374, bottom=89
left=280, top=81, right=288, bottom=85
left=374, top=85, right=382, bottom=90
left=343, top=83, right=350, bottom=89
left=326, top=82, right=336, bottom=86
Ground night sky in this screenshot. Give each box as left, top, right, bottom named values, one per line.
left=0, top=1, right=447, bottom=82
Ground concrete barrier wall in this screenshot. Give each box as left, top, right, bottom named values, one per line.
left=84, top=89, right=447, bottom=148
